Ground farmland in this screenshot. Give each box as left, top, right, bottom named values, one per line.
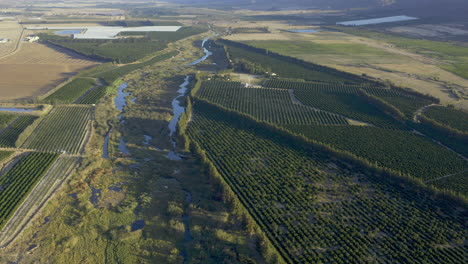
left=22, top=106, right=92, bottom=154
left=185, top=103, right=467, bottom=264
left=0, top=151, right=13, bottom=163
left=43, top=78, right=97, bottom=104
left=0, top=115, right=38, bottom=148
left=423, top=106, right=468, bottom=132
left=0, top=152, right=59, bottom=230
left=0, top=43, right=98, bottom=101
left=197, top=81, right=349, bottom=125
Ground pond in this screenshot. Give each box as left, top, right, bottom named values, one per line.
left=0, top=107, right=36, bottom=112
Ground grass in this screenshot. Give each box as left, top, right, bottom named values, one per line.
left=331, top=26, right=468, bottom=79
left=0, top=151, right=13, bottom=163
left=0, top=113, right=16, bottom=130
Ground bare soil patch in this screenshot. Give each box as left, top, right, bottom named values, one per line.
left=0, top=43, right=99, bottom=101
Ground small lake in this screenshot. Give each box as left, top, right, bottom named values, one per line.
left=288, top=29, right=318, bottom=33
left=55, top=30, right=83, bottom=35
left=131, top=220, right=146, bottom=232
left=0, top=107, right=36, bottom=112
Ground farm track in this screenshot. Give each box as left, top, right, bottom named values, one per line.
left=0, top=156, right=80, bottom=248
left=412, top=103, right=439, bottom=123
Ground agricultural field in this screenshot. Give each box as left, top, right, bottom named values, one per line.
left=186, top=103, right=467, bottom=264
left=0, top=20, right=22, bottom=58
left=22, top=106, right=92, bottom=154
left=227, top=29, right=468, bottom=107
left=39, top=26, right=204, bottom=64
left=197, top=81, right=349, bottom=125
left=423, top=106, right=468, bottom=132
left=0, top=151, right=13, bottom=163
left=0, top=113, right=16, bottom=130
left=0, top=115, right=37, bottom=148
left=43, top=77, right=97, bottom=104
left=286, top=125, right=467, bottom=185
left=0, top=156, right=79, bottom=247
left=0, top=152, right=59, bottom=230
left=0, top=43, right=98, bottom=101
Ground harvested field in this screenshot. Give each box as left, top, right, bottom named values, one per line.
left=0, top=43, right=99, bottom=101
left=0, top=21, right=22, bottom=58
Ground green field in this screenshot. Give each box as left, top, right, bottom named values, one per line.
left=22, top=106, right=91, bottom=154
left=186, top=103, right=466, bottom=264
left=197, top=81, right=349, bottom=125
left=221, top=40, right=366, bottom=83
left=0, top=151, right=13, bottom=162
left=424, top=106, right=468, bottom=132
left=0, top=113, right=17, bottom=131
left=0, top=152, right=59, bottom=230
left=93, top=51, right=178, bottom=85
left=44, top=78, right=97, bottom=104
left=0, top=116, right=37, bottom=148
left=331, top=26, right=468, bottom=79
left=286, top=125, right=467, bottom=183
left=39, top=26, right=204, bottom=64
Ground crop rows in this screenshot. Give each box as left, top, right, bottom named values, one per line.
left=76, top=85, right=107, bottom=104
left=43, top=78, right=96, bottom=104
left=0, top=116, right=37, bottom=148
left=197, top=81, right=348, bottom=125
left=428, top=171, right=468, bottom=197
left=0, top=152, right=59, bottom=230
left=285, top=125, right=467, bottom=183
left=22, top=106, right=91, bottom=154
left=424, top=106, right=468, bottom=132
left=0, top=156, right=79, bottom=246
left=186, top=105, right=467, bottom=264
left=264, top=79, right=432, bottom=120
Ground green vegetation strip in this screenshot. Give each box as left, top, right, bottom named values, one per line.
left=286, top=125, right=467, bottom=184
left=197, top=81, right=348, bottom=125
left=186, top=103, right=466, bottom=263
left=424, top=106, right=468, bottom=133
left=0, top=116, right=37, bottom=148
left=221, top=39, right=368, bottom=83
left=0, top=113, right=17, bottom=131
left=22, top=106, right=91, bottom=154
left=93, top=51, right=178, bottom=84
left=43, top=78, right=96, bottom=104
left=0, top=152, right=59, bottom=230
left=0, top=151, right=13, bottom=163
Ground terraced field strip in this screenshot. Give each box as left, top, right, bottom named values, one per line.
left=0, top=152, right=59, bottom=231
left=22, top=106, right=92, bottom=154
left=0, top=156, right=80, bottom=247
